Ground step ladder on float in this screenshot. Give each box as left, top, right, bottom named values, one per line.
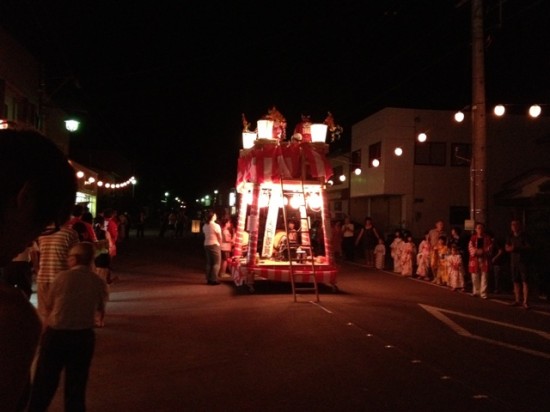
left=279, top=177, right=319, bottom=303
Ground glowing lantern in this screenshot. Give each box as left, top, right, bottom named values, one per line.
left=257, top=120, right=274, bottom=139
left=191, top=220, right=201, bottom=233
left=65, top=119, right=80, bottom=132
left=307, top=193, right=322, bottom=211
left=494, top=105, right=505, bottom=116
left=310, top=124, right=328, bottom=143
left=290, top=194, right=304, bottom=209
left=529, top=104, right=542, bottom=118
left=242, top=132, right=257, bottom=149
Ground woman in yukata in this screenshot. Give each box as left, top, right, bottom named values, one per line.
left=447, top=244, right=465, bottom=291
left=400, top=232, right=416, bottom=277
left=416, top=231, right=431, bottom=280
left=374, top=238, right=386, bottom=270
left=431, top=235, right=449, bottom=285
left=390, top=230, right=404, bottom=273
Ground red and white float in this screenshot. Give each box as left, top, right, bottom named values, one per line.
left=231, top=111, right=338, bottom=294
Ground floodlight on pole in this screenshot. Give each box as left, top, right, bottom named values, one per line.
left=65, top=119, right=80, bottom=132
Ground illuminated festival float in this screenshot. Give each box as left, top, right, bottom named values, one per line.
left=231, top=108, right=340, bottom=301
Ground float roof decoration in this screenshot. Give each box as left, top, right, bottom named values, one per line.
left=236, top=140, right=333, bottom=190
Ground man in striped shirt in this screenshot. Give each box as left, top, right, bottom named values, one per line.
left=36, top=224, right=80, bottom=322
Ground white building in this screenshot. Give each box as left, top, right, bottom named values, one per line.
left=327, top=107, right=550, bottom=240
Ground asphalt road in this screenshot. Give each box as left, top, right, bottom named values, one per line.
left=40, top=233, right=550, bottom=412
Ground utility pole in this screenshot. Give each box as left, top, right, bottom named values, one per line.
left=471, top=0, right=487, bottom=224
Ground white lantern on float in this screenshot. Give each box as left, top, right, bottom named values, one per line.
left=257, top=120, right=274, bottom=139
left=289, top=194, right=304, bottom=209
left=307, top=193, right=322, bottom=211
left=310, top=124, right=328, bottom=143
left=242, top=132, right=257, bottom=149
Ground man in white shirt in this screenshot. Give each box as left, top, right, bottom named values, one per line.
left=29, top=242, right=108, bottom=412
left=203, top=211, right=222, bottom=285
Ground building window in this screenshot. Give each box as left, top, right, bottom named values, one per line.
left=451, top=143, right=471, bottom=167
left=368, top=142, right=381, bottom=168
left=415, top=142, right=446, bottom=166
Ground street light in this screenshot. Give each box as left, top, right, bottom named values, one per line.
left=65, top=119, right=80, bottom=132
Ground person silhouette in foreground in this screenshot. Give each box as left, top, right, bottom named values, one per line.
left=0, top=128, right=77, bottom=412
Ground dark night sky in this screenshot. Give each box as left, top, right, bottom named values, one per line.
left=1, top=0, right=549, bottom=203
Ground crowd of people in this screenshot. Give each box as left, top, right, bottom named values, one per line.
left=0, top=127, right=546, bottom=412
left=0, top=128, right=113, bottom=411
left=331, top=216, right=540, bottom=309
left=22, top=203, right=125, bottom=411
left=158, top=209, right=189, bottom=238
left=0, top=128, right=146, bottom=411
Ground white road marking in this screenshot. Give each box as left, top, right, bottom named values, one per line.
left=492, top=299, right=550, bottom=317
left=309, top=301, right=333, bottom=313
left=420, top=304, right=550, bottom=359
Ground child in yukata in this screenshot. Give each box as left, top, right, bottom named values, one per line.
left=416, top=231, right=431, bottom=280
left=374, top=238, right=386, bottom=270
left=390, top=230, right=404, bottom=273
left=447, top=244, right=465, bottom=291
left=431, top=235, right=449, bottom=285
left=401, top=232, right=416, bottom=277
